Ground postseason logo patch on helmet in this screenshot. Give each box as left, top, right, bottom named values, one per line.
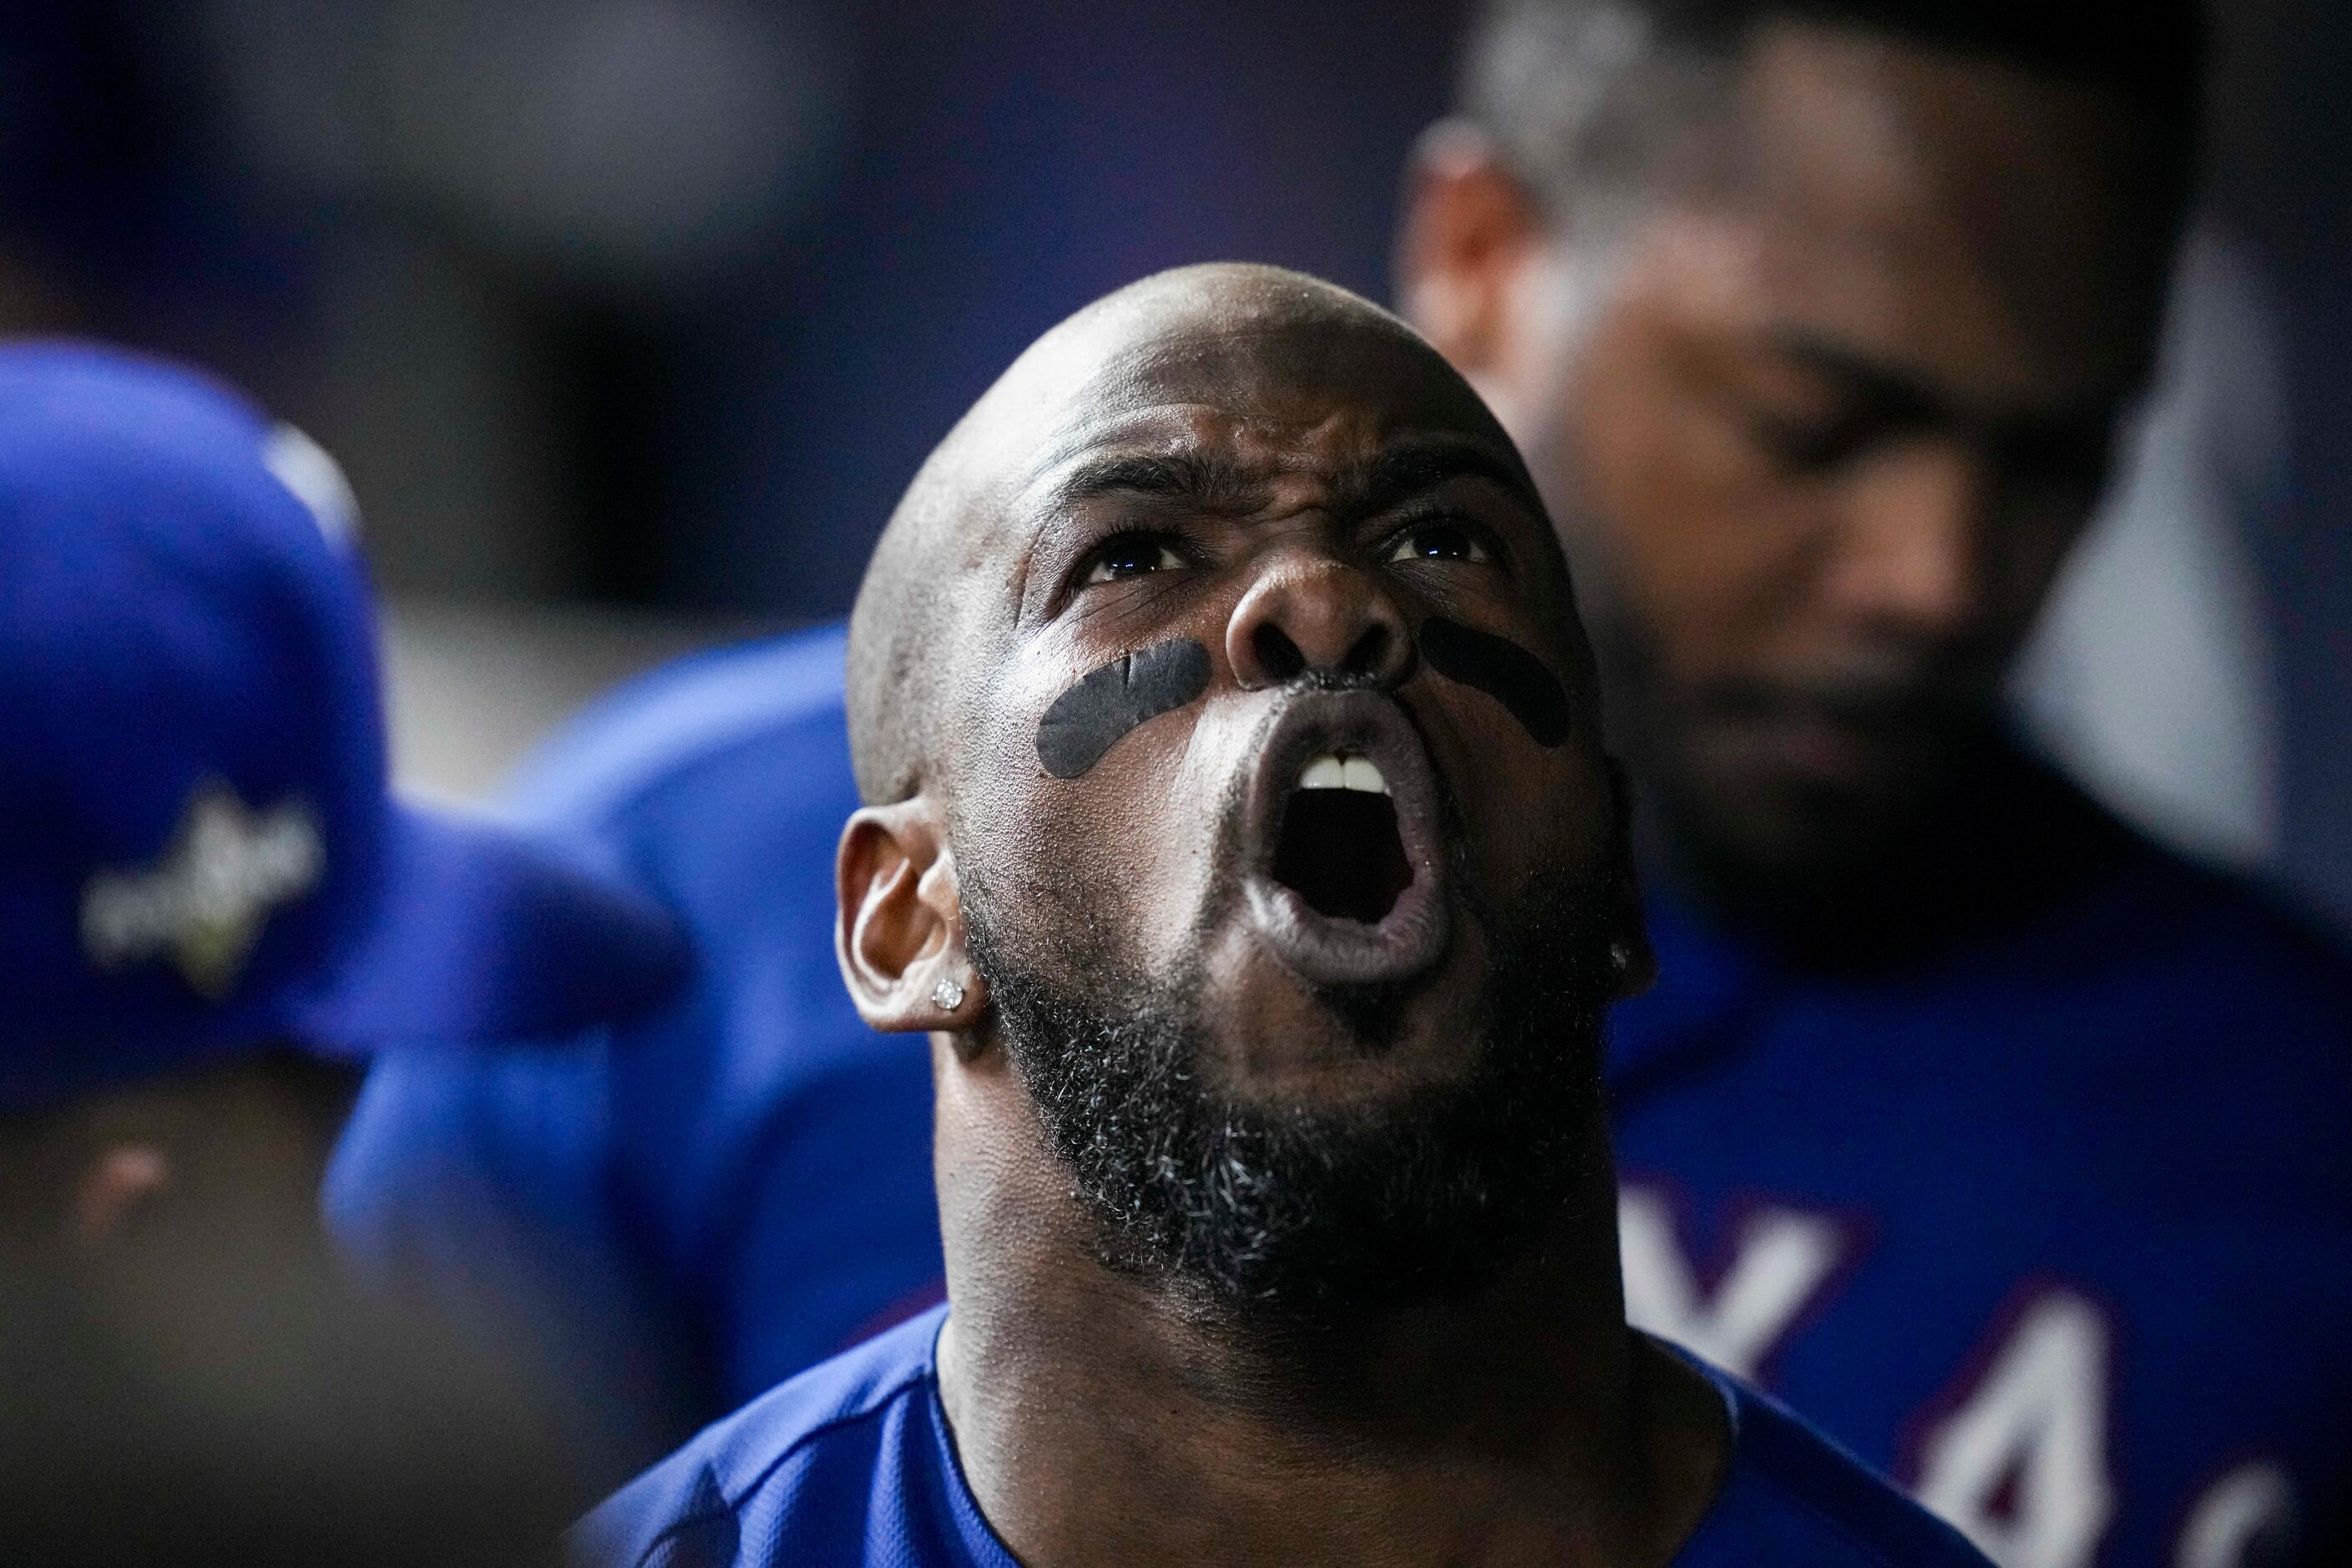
left=0, top=341, right=686, bottom=1092
left=79, top=781, right=325, bottom=1002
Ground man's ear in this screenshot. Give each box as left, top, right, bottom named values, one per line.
left=837, top=797, right=988, bottom=1036
left=1395, top=119, right=1549, bottom=386
left=1602, top=756, right=1659, bottom=999
left=71, top=1144, right=173, bottom=1248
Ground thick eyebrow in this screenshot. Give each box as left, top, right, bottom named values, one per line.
left=1043, top=451, right=1272, bottom=517
left=1041, top=435, right=1542, bottom=524
left=1328, top=435, right=1545, bottom=521
left=1769, top=332, right=1950, bottom=427
left=1770, top=331, right=2122, bottom=438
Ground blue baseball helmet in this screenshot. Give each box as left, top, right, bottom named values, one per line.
left=0, top=341, right=690, bottom=1111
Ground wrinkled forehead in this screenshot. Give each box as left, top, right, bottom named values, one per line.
left=1009, top=316, right=1533, bottom=518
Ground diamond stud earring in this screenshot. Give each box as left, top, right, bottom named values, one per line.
left=1607, top=942, right=1633, bottom=973
left=932, top=976, right=967, bottom=1011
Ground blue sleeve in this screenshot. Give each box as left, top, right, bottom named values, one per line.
left=700, top=1051, right=944, bottom=1404
left=327, top=628, right=946, bottom=1485
left=322, top=1036, right=711, bottom=1485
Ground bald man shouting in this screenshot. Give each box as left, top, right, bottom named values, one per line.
left=577, top=266, right=1984, bottom=1568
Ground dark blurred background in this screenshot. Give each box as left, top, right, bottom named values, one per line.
left=4, top=0, right=2349, bottom=929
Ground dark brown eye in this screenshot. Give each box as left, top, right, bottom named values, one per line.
left=1082, top=534, right=1186, bottom=584
left=1385, top=521, right=1488, bottom=564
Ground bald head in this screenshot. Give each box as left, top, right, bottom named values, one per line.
left=844, top=263, right=1555, bottom=807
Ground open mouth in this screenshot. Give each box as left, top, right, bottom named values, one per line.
left=1271, top=753, right=1414, bottom=924
left=1238, top=690, right=1449, bottom=988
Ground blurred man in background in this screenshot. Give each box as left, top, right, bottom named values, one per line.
left=335, top=2, right=2352, bottom=1562
left=0, top=342, right=688, bottom=1554
left=1398, top=3, right=2351, bottom=1565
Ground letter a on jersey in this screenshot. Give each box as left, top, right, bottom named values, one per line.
left=1914, top=1288, right=2117, bottom=1568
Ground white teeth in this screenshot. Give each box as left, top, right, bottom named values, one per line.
left=1296, top=753, right=1390, bottom=795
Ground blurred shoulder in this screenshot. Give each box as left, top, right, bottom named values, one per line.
left=508, top=622, right=852, bottom=838
left=573, top=1307, right=946, bottom=1568
left=2116, top=835, right=2352, bottom=1014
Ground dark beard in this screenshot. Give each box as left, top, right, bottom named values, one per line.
left=963, top=866, right=1621, bottom=1328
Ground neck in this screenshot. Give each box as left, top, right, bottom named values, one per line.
left=929, top=1039, right=1727, bottom=1568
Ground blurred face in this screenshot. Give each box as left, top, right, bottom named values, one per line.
left=0, top=1051, right=355, bottom=1256
left=0, top=1051, right=573, bottom=1568
left=1406, top=26, right=2175, bottom=886
left=938, top=302, right=1640, bottom=1309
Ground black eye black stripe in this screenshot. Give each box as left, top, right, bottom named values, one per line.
left=1034, top=618, right=1569, bottom=778
left=1035, top=639, right=1213, bottom=778
left=1417, top=616, right=1572, bottom=747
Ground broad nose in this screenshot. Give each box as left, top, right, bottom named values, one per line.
left=1828, top=440, right=1983, bottom=642
left=1225, top=553, right=1415, bottom=690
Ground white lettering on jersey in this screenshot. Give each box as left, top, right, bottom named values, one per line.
left=2175, top=1461, right=2297, bottom=1568
left=1914, top=1289, right=2116, bottom=1568
left=1617, top=1185, right=1849, bottom=1378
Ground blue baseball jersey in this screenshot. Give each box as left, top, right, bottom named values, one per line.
left=574, top=1303, right=1991, bottom=1568
left=1611, top=870, right=2352, bottom=1568
left=325, top=625, right=945, bottom=1488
